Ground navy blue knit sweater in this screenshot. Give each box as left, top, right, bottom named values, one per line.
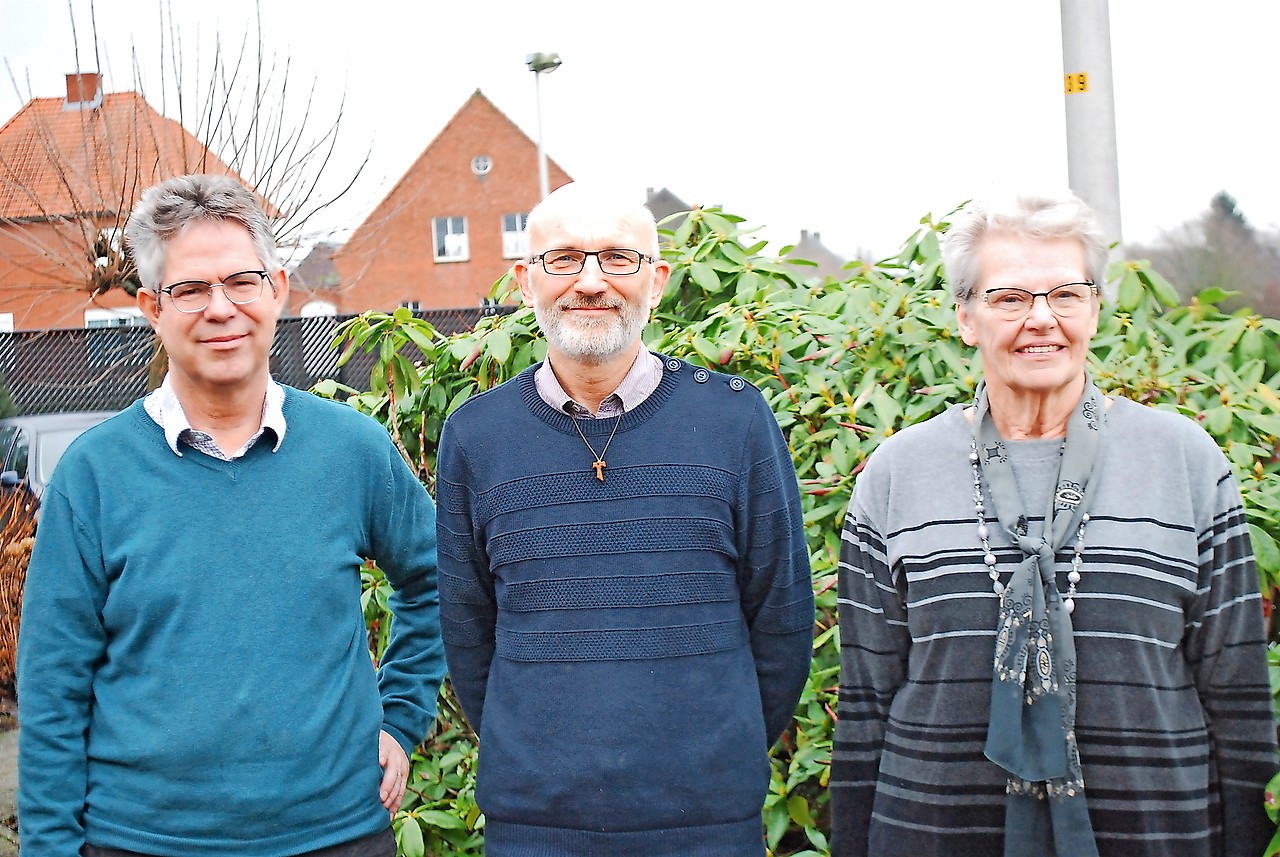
left=436, top=357, right=814, bottom=856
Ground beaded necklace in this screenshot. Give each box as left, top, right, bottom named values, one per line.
left=968, top=438, right=1088, bottom=614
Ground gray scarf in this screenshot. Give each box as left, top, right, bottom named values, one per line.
left=974, top=377, right=1105, bottom=857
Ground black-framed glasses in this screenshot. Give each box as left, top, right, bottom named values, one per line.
left=159, top=270, right=271, bottom=313
left=530, top=248, right=655, bottom=276
left=980, top=281, right=1098, bottom=318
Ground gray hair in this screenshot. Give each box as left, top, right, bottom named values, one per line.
left=942, top=191, right=1107, bottom=303
left=526, top=182, right=660, bottom=257
left=125, top=174, right=281, bottom=292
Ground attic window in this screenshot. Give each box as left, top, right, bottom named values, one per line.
left=471, top=155, right=493, bottom=177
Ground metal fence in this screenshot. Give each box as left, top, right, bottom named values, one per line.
left=0, top=306, right=512, bottom=415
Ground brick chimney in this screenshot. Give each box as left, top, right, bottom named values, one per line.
left=64, top=72, right=103, bottom=110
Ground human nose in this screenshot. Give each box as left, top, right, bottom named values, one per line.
left=1023, top=293, right=1057, bottom=325
left=201, top=284, right=239, bottom=318
left=574, top=255, right=608, bottom=292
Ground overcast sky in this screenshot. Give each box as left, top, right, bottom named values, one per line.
left=2, top=0, right=1277, bottom=261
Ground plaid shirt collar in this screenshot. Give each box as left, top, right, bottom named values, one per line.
left=534, top=348, right=663, bottom=418
left=143, top=374, right=286, bottom=459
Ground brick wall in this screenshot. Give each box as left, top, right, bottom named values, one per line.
left=0, top=221, right=138, bottom=331
left=332, top=91, right=571, bottom=313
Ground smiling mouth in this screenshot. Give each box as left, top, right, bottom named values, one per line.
left=1019, top=344, right=1063, bottom=354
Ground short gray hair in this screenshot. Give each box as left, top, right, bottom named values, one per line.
left=125, top=174, right=281, bottom=292
left=943, top=191, right=1107, bottom=303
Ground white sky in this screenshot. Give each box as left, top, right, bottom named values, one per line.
left=1, top=0, right=1277, bottom=261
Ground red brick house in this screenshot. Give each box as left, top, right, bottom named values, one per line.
left=0, top=72, right=248, bottom=331
left=332, top=90, right=572, bottom=312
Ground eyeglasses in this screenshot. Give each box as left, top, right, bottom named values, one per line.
left=530, top=248, right=655, bottom=276
left=158, top=270, right=272, bottom=313
left=979, top=282, right=1098, bottom=318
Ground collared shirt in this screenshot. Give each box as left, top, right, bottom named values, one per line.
left=143, top=375, right=287, bottom=460
left=534, top=349, right=665, bottom=418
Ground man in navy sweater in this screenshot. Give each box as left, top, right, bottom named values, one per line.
left=436, top=183, right=815, bottom=856
left=17, top=175, right=445, bottom=856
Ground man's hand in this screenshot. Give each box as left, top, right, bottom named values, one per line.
left=378, top=730, right=410, bottom=816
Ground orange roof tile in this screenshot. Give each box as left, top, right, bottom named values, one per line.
left=0, top=90, right=241, bottom=221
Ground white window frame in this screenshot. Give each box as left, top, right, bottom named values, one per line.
left=433, top=216, right=469, bottom=262
left=84, top=307, right=146, bottom=328
left=502, top=212, right=529, bottom=259
left=299, top=299, right=337, bottom=317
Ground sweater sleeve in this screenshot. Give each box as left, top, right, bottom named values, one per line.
left=829, top=470, right=912, bottom=857
left=434, top=416, right=497, bottom=735
left=1182, top=466, right=1278, bottom=857
left=368, top=438, right=448, bottom=756
left=735, top=393, right=815, bottom=748
left=16, top=483, right=107, bottom=856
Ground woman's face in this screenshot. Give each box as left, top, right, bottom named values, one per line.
left=955, top=232, right=1099, bottom=404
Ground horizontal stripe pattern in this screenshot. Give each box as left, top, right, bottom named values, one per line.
left=435, top=361, right=814, bottom=850
left=830, top=400, right=1276, bottom=857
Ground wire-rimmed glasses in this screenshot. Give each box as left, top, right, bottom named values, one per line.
left=159, top=270, right=271, bottom=313
left=980, top=282, right=1098, bottom=318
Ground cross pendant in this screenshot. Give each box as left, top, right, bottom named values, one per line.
left=592, top=460, right=607, bottom=481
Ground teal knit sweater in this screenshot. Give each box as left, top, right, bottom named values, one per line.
left=17, top=387, right=445, bottom=856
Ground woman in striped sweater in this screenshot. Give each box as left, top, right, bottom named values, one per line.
left=830, top=191, right=1276, bottom=857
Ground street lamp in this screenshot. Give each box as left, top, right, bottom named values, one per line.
left=526, top=52, right=562, bottom=200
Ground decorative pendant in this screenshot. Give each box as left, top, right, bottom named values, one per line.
left=571, top=415, right=622, bottom=484
left=970, top=440, right=1087, bottom=610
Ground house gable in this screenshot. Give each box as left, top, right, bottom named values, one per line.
left=332, top=89, right=572, bottom=312
left=0, top=73, right=251, bottom=330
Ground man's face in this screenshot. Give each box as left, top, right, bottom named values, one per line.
left=138, top=219, right=288, bottom=401
left=514, top=209, right=669, bottom=366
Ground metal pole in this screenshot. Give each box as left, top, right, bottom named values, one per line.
left=1060, top=0, right=1124, bottom=289
left=534, top=70, right=549, bottom=200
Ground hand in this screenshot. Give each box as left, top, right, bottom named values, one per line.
left=378, top=729, right=410, bottom=816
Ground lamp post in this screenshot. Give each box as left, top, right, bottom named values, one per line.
left=1061, top=0, right=1123, bottom=294
left=526, top=52, right=562, bottom=200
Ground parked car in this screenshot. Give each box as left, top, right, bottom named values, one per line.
left=0, top=411, right=118, bottom=517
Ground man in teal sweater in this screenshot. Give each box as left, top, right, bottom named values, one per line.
left=436, top=183, right=815, bottom=855
left=16, top=175, right=445, bottom=856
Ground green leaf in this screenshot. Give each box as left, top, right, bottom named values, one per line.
left=485, top=329, right=512, bottom=365
left=764, top=801, right=790, bottom=849
left=417, top=809, right=467, bottom=830
left=689, top=261, right=722, bottom=293
left=1195, top=286, right=1236, bottom=306
left=787, top=793, right=815, bottom=827
left=1251, top=524, right=1280, bottom=578
left=449, top=338, right=478, bottom=361
left=403, top=323, right=438, bottom=355
left=395, top=817, right=425, bottom=857
left=1138, top=267, right=1180, bottom=307
left=1116, top=269, right=1143, bottom=311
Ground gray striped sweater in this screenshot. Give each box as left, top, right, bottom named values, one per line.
left=830, top=397, right=1276, bottom=857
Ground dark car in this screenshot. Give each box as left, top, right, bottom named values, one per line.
left=0, top=411, right=117, bottom=516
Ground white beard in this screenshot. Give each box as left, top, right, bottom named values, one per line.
left=534, top=294, right=648, bottom=364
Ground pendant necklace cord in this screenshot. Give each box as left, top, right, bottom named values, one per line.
left=571, top=414, right=622, bottom=481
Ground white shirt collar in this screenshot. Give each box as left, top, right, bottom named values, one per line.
left=143, top=375, right=287, bottom=458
